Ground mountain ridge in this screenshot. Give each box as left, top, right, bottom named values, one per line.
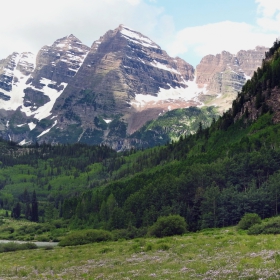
left=0, top=25, right=268, bottom=149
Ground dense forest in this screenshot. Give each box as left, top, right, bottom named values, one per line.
left=1, top=39, right=280, bottom=234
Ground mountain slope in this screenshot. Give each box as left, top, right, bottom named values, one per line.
left=0, top=25, right=268, bottom=149
left=128, top=106, right=219, bottom=149
left=55, top=39, right=280, bottom=231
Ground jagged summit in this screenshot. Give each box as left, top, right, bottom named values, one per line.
left=118, top=25, right=160, bottom=49
left=52, top=34, right=85, bottom=49
left=0, top=25, right=268, bottom=150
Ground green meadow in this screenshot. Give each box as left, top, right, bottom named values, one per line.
left=1, top=226, right=280, bottom=279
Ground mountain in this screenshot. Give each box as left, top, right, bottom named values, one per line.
left=0, top=25, right=268, bottom=149
left=195, top=46, right=268, bottom=111
left=53, top=39, right=280, bottom=231
left=128, top=106, right=219, bottom=149
left=0, top=40, right=280, bottom=233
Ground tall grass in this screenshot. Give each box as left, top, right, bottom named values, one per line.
left=1, top=227, right=280, bottom=279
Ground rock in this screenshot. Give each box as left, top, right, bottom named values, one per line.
left=196, top=47, right=268, bottom=112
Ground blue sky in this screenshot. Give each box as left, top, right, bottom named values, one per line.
left=146, top=0, right=257, bottom=28
left=0, top=0, right=279, bottom=66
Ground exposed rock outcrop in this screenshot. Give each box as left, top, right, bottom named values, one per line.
left=196, top=47, right=268, bottom=112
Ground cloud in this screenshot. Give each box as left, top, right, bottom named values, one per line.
left=167, top=21, right=276, bottom=64
left=0, top=0, right=163, bottom=58
left=167, top=1, right=280, bottom=66
left=256, top=0, right=280, bottom=33
left=256, top=0, right=280, bottom=17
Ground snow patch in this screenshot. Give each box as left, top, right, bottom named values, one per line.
left=244, top=73, right=252, bottom=80
left=0, top=53, right=36, bottom=111
left=18, top=139, right=31, bottom=146
left=21, top=78, right=68, bottom=121
left=120, top=26, right=159, bottom=49
left=37, top=120, right=57, bottom=138
left=28, top=122, right=36, bottom=131
left=151, top=60, right=179, bottom=74
left=131, top=77, right=207, bottom=108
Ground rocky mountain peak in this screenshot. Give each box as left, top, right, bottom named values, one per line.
left=52, top=34, right=84, bottom=50
left=0, top=25, right=270, bottom=150
left=195, top=46, right=269, bottom=112
left=118, top=25, right=161, bottom=50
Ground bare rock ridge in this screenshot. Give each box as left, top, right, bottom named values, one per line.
left=196, top=46, right=268, bottom=112
left=0, top=25, right=268, bottom=149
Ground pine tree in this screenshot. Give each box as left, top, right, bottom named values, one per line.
left=12, top=202, right=21, bottom=219
left=31, top=190, right=39, bottom=222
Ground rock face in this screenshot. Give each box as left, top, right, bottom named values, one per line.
left=0, top=25, right=269, bottom=149
left=196, top=47, right=268, bottom=112
left=52, top=25, right=197, bottom=142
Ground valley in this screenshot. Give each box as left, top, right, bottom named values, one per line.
left=0, top=20, right=279, bottom=280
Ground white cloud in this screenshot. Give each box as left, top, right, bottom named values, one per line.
left=256, top=0, right=280, bottom=17
left=167, top=1, right=280, bottom=66
left=0, top=0, right=163, bottom=59
left=256, top=0, right=280, bottom=33
left=167, top=21, right=276, bottom=64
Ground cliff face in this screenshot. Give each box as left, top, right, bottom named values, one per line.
left=195, top=47, right=268, bottom=112
left=0, top=25, right=200, bottom=148
left=52, top=25, right=197, bottom=138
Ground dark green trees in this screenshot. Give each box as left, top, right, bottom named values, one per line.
left=31, top=191, right=39, bottom=222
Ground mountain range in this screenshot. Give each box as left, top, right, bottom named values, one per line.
left=0, top=25, right=268, bottom=149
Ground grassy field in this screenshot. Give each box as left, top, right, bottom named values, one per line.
left=1, top=227, right=280, bottom=279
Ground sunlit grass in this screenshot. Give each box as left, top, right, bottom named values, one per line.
left=1, top=227, right=280, bottom=279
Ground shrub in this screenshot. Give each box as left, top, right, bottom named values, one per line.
left=148, top=215, right=187, bottom=238
left=59, top=229, right=113, bottom=246
left=248, top=216, right=280, bottom=235
left=0, top=242, right=37, bottom=253
left=1, top=226, right=15, bottom=234
left=112, top=226, right=147, bottom=240
left=237, top=213, right=262, bottom=230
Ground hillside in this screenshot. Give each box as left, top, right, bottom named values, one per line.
left=128, top=106, right=219, bottom=149
left=0, top=39, right=280, bottom=234
left=55, top=39, right=280, bottom=231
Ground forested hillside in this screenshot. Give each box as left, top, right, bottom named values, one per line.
left=1, top=40, right=280, bottom=234
left=129, top=106, right=219, bottom=148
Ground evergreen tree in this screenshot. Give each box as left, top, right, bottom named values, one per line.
left=12, top=202, right=21, bottom=219
left=31, top=190, right=39, bottom=222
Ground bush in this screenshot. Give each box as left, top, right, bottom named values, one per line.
left=59, top=229, right=113, bottom=246
left=1, top=226, right=15, bottom=234
left=248, top=216, right=280, bottom=235
left=0, top=242, right=37, bottom=253
left=237, top=213, right=261, bottom=230
left=148, top=215, right=187, bottom=238
left=112, top=226, right=147, bottom=240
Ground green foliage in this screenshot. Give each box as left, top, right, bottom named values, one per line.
left=248, top=216, right=280, bottom=235
left=237, top=213, right=262, bottom=230
left=0, top=242, right=37, bottom=253
left=148, top=215, right=187, bottom=237
left=130, top=106, right=219, bottom=148
left=59, top=229, right=113, bottom=246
